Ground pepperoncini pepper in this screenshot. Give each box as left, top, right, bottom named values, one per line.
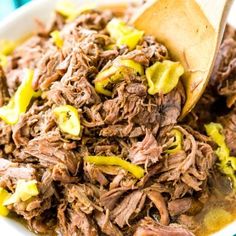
left=0, top=69, right=40, bottom=125
left=205, top=122, right=236, bottom=189
left=53, top=105, right=81, bottom=136
left=0, top=54, right=7, bottom=68
left=51, top=30, right=64, bottom=49
left=84, top=156, right=145, bottom=179
left=146, top=60, right=184, bottom=95
left=4, top=180, right=39, bottom=206
left=56, top=0, right=95, bottom=22
left=94, top=59, right=144, bottom=96
left=0, top=188, right=11, bottom=216
left=166, top=129, right=183, bottom=154
left=0, top=39, right=17, bottom=68
left=0, top=40, right=17, bottom=56
left=107, top=19, right=144, bottom=50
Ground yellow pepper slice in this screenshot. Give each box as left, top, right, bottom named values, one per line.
left=94, top=59, right=144, bottom=96
left=205, top=123, right=228, bottom=153
left=0, top=36, right=31, bottom=68
left=0, top=188, right=11, bottom=216
left=53, top=105, right=80, bottom=136
left=146, top=60, right=184, bottom=95
left=56, top=0, right=95, bottom=22
left=205, top=122, right=236, bottom=189
left=105, top=44, right=116, bottom=50
left=3, top=180, right=39, bottom=206
left=0, top=54, right=7, bottom=68
left=166, top=129, right=183, bottom=154
left=50, top=30, right=64, bottom=49
left=107, top=19, right=144, bottom=50
left=84, top=156, right=145, bottom=179
left=56, top=0, right=77, bottom=18
left=0, top=69, right=40, bottom=125
left=0, top=40, right=17, bottom=56
left=0, top=39, right=17, bottom=69
left=120, top=59, right=144, bottom=75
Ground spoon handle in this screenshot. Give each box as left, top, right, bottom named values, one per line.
left=196, top=0, right=232, bottom=32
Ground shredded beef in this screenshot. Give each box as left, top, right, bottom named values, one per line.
left=100, top=187, right=130, bottom=210
left=25, top=131, right=80, bottom=174
left=110, top=190, right=145, bottom=228
left=95, top=211, right=123, bottom=236
left=210, top=34, right=236, bottom=102
left=146, top=189, right=169, bottom=225
left=168, top=198, right=192, bottom=217
left=0, top=158, right=36, bottom=181
left=212, top=38, right=236, bottom=108
left=134, top=217, right=194, bottom=236
left=0, top=5, right=226, bottom=236
left=129, top=130, right=162, bottom=167
left=217, top=108, right=236, bottom=155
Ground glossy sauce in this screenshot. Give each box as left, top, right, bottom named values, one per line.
left=194, top=175, right=236, bottom=236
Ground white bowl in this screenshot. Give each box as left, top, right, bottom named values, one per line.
left=0, top=0, right=236, bottom=235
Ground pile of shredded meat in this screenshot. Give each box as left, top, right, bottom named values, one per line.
left=0, top=5, right=235, bottom=236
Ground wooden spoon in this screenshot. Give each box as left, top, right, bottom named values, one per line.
left=131, top=0, right=232, bottom=118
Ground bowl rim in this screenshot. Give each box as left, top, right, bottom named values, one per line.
left=0, top=0, right=235, bottom=235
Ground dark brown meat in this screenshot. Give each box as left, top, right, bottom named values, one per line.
left=160, top=85, right=185, bottom=127
left=218, top=108, right=236, bottom=155
left=168, top=198, right=192, bottom=217
left=134, top=217, right=195, bottom=236
left=211, top=38, right=236, bottom=88
left=223, top=24, right=236, bottom=41
left=210, top=36, right=236, bottom=108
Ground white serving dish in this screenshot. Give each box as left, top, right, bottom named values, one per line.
left=0, top=0, right=235, bottom=235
